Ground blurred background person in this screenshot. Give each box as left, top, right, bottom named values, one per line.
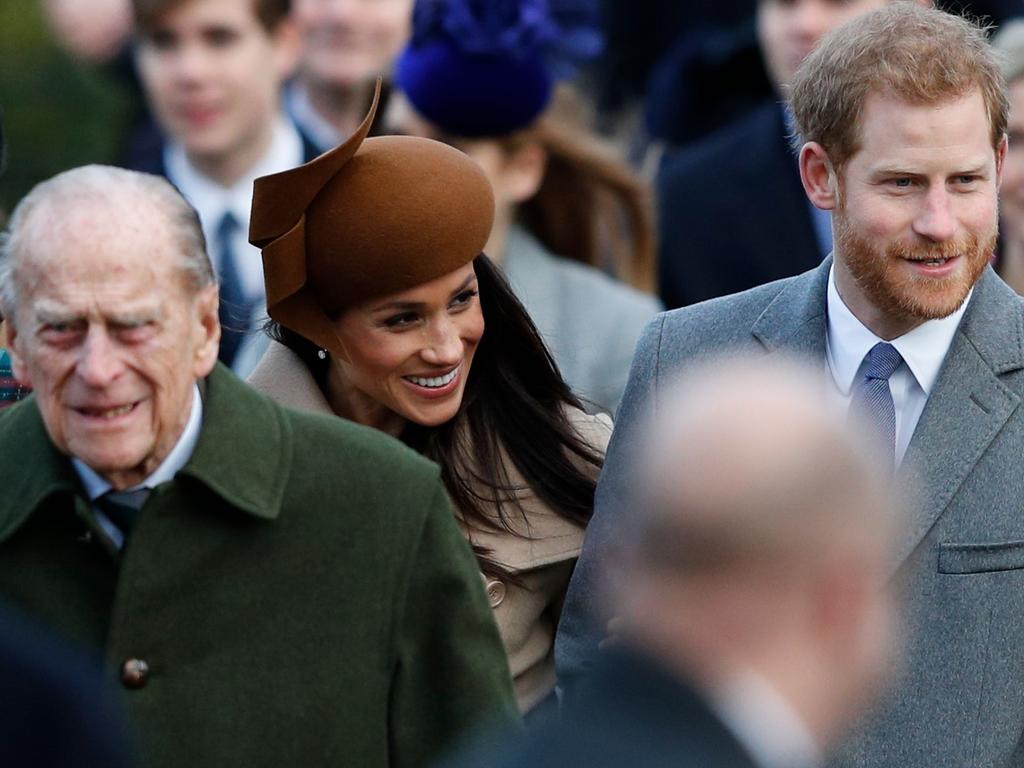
left=0, top=117, right=30, bottom=408
left=127, top=0, right=317, bottom=374
left=247, top=88, right=610, bottom=718
left=287, top=0, right=413, bottom=151
left=439, top=356, right=902, bottom=768
left=390, top=0, right=661, bottom=414
left=656, top=0, right=925, bottom=311
left=992, top=18, right=1024, bottom=295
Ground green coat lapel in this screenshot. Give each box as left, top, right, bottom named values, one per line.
left=0, top=364, right=294, bottom=543
left=180, top=364, right=293, bottom=521
left=0, top=396, right=80, bottom=543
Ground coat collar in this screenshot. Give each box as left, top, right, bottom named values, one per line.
left=247, top=340, right=334, bottom=416
left=0, top=364, right=292, bottom=543
left=894, top=267, right=1024, bottom=568
left=750, top=256, right=831, bottom=358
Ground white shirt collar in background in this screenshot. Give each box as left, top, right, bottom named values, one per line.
left=709, top=666, right=821, bottom=768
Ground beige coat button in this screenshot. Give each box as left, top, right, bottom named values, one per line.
left=120, top=658, right=150, bottom=689
left=485, top=578, right=506, bottom=608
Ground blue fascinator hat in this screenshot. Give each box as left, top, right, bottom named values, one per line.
left=396, top=0, right=602, bottom=137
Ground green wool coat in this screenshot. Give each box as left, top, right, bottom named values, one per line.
left=0, top=365, right=517, bottom=768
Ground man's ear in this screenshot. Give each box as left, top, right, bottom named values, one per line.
left=800, top=142, right=840, bottom=212
left=996, top=133, right=1008, bottom=189
left=191, top=283, right=221, bottom=379
left=4, top=313, right=32, bottom=387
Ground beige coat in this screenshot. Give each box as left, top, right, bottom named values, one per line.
left=249, top=341, right=611, bottom=711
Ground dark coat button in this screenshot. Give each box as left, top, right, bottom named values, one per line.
left=120, top=658, right=150, bottom=689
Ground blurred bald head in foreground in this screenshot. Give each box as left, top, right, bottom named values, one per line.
left=444, top=356, right=902, bottom=768
left=617, top=357, right=900, bottom=762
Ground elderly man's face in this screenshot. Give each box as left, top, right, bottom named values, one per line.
left=7, top=199, right=219, bottom=489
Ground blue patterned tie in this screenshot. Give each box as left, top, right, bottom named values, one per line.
left=850, top=342, right=903, bottom=466
left=216, top=212, right=251, bottom=367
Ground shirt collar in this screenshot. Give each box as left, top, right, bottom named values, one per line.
left=709, top=666, right=822, bottom=768
left=72, top=385, right=204, bottom=500
left=826, top=265, right=970, bottom=396
left=164, top=113, right=305, bottom=237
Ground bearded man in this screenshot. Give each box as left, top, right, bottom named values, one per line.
left=558, top=5, right=1024, bottom=767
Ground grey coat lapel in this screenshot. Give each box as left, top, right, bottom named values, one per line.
left=751, top=256, right=831, bottom=358
left=895, top=267, right=1024, bottom=568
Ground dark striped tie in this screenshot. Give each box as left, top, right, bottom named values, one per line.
left=95, top=488, right=152, bottom=537
left=216, top=211, right=252, bottom=368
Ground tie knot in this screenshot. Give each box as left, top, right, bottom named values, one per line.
left=863, top=342, right=902, bottom=381
left=217, top=211, right=239, bottom=239
left=96, top=487, right=152, bottom=535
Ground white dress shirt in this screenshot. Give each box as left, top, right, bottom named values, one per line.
left=73, top=385, right=204, bottom=547
left=825, top=266, right=970, bottom=465
left=164, top=115, right=305, bottom=375
left=164, top=114, right=305, bottom=311
left=710, top=667, right=822, bottom=768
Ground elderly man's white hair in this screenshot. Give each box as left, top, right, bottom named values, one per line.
left=0, top=164, right=215, bottom=321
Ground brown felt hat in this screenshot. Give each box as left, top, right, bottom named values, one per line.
left=249, top=81, right=495, bottom=359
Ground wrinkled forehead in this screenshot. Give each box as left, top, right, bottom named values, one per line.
left=15, top=193, right=185, bottom=295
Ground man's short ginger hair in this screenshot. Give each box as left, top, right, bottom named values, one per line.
left=133, top=0, right=290, bottom=34
left=788, top=3, right=1008, bottom=171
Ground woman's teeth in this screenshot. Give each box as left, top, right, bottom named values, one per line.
left=406, top=367, right=458, bottom=389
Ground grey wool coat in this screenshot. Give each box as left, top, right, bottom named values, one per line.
left=557, top=258, right=1024, bottom=768
left=0, top=364, right=518, bottom=768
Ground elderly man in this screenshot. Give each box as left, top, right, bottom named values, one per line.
left=0, top=165, right=516, bottom=768
left=446, top=357, right=898, bottom=768
left=560, top=5, right=1024, bottom=766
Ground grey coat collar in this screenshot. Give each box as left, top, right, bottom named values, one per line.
left=750, top=256, right=830, bottom=358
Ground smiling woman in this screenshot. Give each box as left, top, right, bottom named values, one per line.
left=246, top=84, right=610, bottom=715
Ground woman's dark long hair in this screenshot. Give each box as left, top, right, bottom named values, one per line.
left=269, top=254, right=604, bottom=578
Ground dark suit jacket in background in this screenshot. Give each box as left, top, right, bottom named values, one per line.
left=440, top=648, right=757, bottom=768
left=656, top=102, right=824, bottom=310
left=557, top=260, right=1024, bottom=767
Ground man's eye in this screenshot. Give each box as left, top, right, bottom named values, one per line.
left=891, top=178, right=913, bottom=188
left=40, top=322, right=82, bottom=341
left=115, top=322, right=156, bottom=340
left=147, top=30, right=177, bottom=50
left=205, top=28, right=239, bottom=47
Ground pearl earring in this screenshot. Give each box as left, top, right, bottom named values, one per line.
left=317, top=349, right=327, bottom=360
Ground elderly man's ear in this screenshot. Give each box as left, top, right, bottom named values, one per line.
left=800, top=142, right=840, bottom=212
left=192, top=283, right=221, bottom=378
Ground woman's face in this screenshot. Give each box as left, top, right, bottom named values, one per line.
left=331, top=262, right=484, bottom=429
left=1001, top=78, right=1024, bottom=245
